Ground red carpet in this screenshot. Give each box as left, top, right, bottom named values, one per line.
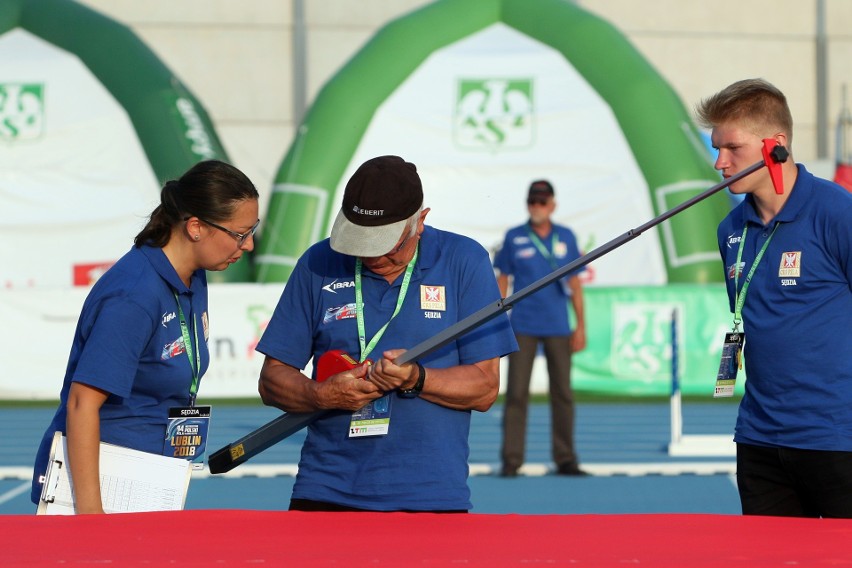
left=5, top=511, right=851, bottom=566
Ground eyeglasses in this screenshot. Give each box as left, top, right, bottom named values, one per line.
left=527, top=198, right=549, bottom=206
left=199, top=217, right=260, bottom=247
left=386, top=229, right=413, bottom=256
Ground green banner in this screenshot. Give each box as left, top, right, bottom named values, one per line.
left=573, top=284, right=745, bottom=397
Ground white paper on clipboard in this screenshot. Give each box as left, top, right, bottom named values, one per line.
left=37, top=431, right=192, bottom=515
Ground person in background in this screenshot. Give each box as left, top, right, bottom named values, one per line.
left=697, top=78, right=852, bottom=517
left=256, top=155, right=517, bottom=512
left=494, top=180, right=588, bottom=477
left=31, top=160, right=259, bottom=514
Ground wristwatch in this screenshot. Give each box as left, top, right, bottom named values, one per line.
left=398, top=362, right=426, bottom=398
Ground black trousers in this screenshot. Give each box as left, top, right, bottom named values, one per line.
left=289, top=498, right=467, bottom=513
left=736, top=443, right=852, bottom=518
left=501, top=333, right=576, bottom=471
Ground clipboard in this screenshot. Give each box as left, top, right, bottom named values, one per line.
left=37, top=431, right=192, bottom=515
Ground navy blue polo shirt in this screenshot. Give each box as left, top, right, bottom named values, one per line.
left=493, top=222, right=584, bottom=336
left=31, top=245, right=209, bottom=503
left=717, top=165, right=852, bottom=451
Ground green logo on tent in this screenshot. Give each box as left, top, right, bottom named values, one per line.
left=0, top=83, right=45, bottom=142
left=454, top=78, right=533, bottom=151
left=611, top=302, right=679, bottom=380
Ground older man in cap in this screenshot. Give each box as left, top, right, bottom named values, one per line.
left=257, top=155, right=517, bottom=512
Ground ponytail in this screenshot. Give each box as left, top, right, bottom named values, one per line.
left=135, top=161, right=258, bottom=248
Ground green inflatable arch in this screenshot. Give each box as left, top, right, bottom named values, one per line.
left=258, top=0, right=727, bottom=284
left=0, top=0, right=250, bottom=282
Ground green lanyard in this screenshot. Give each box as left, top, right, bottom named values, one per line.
left=527, top=227, right=559, bottom=270
left=354, top=245, right=419, bottom=363
left=173, top=291, right=201, bottom=405
left=528, top=227, right=571, bottom=318
left=733, top=222, right=780, bottom=331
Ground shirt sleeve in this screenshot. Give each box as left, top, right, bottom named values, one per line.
left=72, top=296, right=154, bottom=399
left=717, top=218, right=737, bottom=313
left=456, top=244, right=518, bottom=364
left=493, top=232, right=513, bottom=275
left=255, top=253, right=316, bottom=370
left=825, top=192, right=852, bottom=287
left=562, top=228, right=585, bottom=277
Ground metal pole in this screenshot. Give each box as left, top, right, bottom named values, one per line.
left=816, top=0, right=828, bottom=159
left=670, top=309, right=682, bottom=446
left=208, top=148, right=788, bottom=474
left=292, top=0, right=307, bottom=126
left=838, top=84, right=851, bottom=164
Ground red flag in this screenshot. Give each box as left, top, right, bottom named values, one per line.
left=762, top=139, right=785, bottom=194
left=834, top=87, right=852, bottom=192
left=73, top=261, right=114, bottom=286
left=834, top=163, right=852, bottom=192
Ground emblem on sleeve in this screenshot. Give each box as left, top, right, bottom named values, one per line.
left=323, top=303, right=357, bottom=324
left=778, top=251, right=801, bottom=278
left=727, top=262, right=744, bottom=280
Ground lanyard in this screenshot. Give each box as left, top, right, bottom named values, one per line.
left=733, top=222, right=780, bottom=331
left=528, top=227, right=572, bottom=315
left=173, top=291, right=201, bottom=405
left=354, top=245, right=419, bottom=363
left=527, top=227, right=559, bottom=270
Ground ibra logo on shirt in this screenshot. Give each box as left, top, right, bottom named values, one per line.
left=322, top=279, right=355, bottom=294
left=162, top=311, right=176, bottom=327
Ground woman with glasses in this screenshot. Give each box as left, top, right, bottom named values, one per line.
left=30, top=160, right=259, bottom=514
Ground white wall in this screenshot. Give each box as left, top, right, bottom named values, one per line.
left=75, top=0, right=431, bottom=216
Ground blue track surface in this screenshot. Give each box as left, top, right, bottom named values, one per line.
left=0, top=401, right=742, bottom=515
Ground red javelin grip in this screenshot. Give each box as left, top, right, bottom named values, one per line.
left=315, top=349, right=366, bottom=382
left=762, top=139, right=785, bottom=194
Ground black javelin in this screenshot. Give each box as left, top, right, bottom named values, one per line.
left=208, top=145, right=789, bottom=474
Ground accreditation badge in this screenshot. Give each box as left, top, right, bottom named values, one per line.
left=714, top=333, right=744, bottom=398
left=165, top=405, right=212, bottom=469
left=348, top=395, right=391, bottom=438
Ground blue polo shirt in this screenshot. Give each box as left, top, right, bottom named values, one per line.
left=31, top=245, right=209, bottom=503
left=717, top=165, right=852, bottom=451
left=257, top=226, right=517, bottom=511
left=493, top=222, right=584, bottom=336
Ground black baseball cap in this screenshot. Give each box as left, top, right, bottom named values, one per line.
left=528, top=180, right=555, bottom=200
left=330, top=155, right=424, bottom=256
